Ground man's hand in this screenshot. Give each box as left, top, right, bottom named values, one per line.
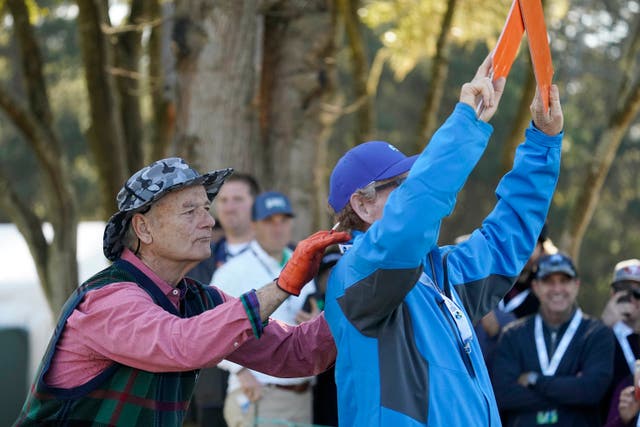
left=618, top=385, right=640, bottom=424
left=277, top=230, right=351, bottom=296
left=531, top=84, right=563, bottom=135
left=601, top=291, right=633, bottom=327
left=237, top=368, right=262, bottom=403
left=459, top=54, right=507, bottom=123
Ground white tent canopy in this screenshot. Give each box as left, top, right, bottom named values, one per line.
left=0, top=221, right=109, bottom=381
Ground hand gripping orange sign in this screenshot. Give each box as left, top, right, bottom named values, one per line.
left=492, top=0, right=554, bottom=111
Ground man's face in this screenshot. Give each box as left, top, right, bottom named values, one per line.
left=254, top=214, right=293, bottom=257
left=611, top=280, right=640, bottom=323
left=214, top=181, right=254, bottom=235
left=532, top=273, right=580, bottom=317
left=358, top=175, right=407, bottom=224
left=143, top=185, right=215, bottom=263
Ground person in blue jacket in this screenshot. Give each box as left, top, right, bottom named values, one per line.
left=324, top=55, right=565, bottom=427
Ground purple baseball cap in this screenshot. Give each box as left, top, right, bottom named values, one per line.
left=328, top=141, right=417, bottom=212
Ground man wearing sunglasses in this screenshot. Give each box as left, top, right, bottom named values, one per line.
left=493, top=253, right=614, bottom=427
left=323, top=54, right=564, bottom=427
left=600, top=259, right=640, bottom=422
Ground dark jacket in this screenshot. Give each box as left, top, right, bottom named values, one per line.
left=493, top=311, right=615, bottom=427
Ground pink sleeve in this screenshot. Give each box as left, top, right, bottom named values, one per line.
left=226, top=312, right=336, bottom=377
left=65, top=283, right=258, bottom=372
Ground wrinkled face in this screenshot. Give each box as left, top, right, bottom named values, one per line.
left=532, top=273, right=580, bottom=318
left=254, top=214, right=293, bottom=257
left=143, top=185, right=215, bottom=263
left=215, top=181, right=254, bottom=235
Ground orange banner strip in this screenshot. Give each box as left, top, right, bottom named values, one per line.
left=492, top=0, right=525, bottom=80
left=519, top=0, right=554, bottom=112
left=489, top=0, right=554, bottom=112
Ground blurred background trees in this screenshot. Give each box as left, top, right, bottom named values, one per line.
left=0, top=0, right=639, bottom=315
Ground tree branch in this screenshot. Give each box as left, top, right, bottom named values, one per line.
left=7, top=0, right=54, bottom=128
left=0, top=169, right=49, bottom=296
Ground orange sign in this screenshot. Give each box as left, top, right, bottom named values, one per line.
left=492, top=0, right=554, bottom=111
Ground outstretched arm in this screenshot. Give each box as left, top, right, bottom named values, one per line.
left=446, top=84, right=564, bottom=322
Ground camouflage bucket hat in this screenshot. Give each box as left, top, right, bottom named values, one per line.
left=103, top=157, right=233, bottom=261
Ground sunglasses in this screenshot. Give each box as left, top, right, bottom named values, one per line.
left=372, top=176, right=407, bottom=193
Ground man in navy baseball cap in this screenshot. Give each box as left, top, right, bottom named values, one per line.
left=252, top=191, right=295, bottom=221
left=535, top=253, right=578, bottom=280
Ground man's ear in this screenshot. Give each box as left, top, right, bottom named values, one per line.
left=349, top=193, right=374, bottom=225
left=130, top=213, right=153, bottom=244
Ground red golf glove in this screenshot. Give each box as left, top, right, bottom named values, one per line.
left=277, top=230, right=351, bottom=296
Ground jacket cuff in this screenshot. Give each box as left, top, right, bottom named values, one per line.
left=240, top=289, right=268, bottom=338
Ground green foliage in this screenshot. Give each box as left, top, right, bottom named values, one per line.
left=0, top=1, right=98, bottom=222
left=360, top=0, right=512, bottom=80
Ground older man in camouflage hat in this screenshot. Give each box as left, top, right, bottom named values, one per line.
left=14, top=157, right=349, bottom=427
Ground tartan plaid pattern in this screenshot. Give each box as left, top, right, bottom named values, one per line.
left=14, top=263, right=222, bottom=426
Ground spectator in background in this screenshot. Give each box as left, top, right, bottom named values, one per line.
left=601, top=259, right=640, bottom=425
left=188, top=173, right=260, bottom=284
left=296, top=247, right=342, bottom=427
left=213, top=191, right=315, bottom=427
left=493, top=253, right=615, bottom=426
left=602, top=259, right=640, bottom=381
left=188, top=172, right=260, bottom=427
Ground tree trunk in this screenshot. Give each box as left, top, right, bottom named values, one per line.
left=2, top=0, right=79, bottom=312
left=560, top=79, right=640, bottom=260
left=260, top=0, right=338, bottom=236
left=560, top=19, right=640, bottom=260
left=173, top=0, right=261, bottom=175
left=415, top=0, right=457, bottom=149
left=114, top=0, right=146, bottom=171
left=77, top=0, right=128, bottom=217
left=338, top=0, right=373, bottom=145
left=148, top=0, right=176, bottom=161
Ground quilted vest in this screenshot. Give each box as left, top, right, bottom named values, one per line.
left=14, top=259, right=222, bottom=426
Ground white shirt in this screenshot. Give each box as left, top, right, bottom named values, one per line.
left=212, top=240, right=315, bottom=392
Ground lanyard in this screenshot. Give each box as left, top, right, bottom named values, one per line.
left=225, top=242, right=250, bottom=260
left=500, top=289, right=530, bottom=313
left=534, top=309, right=582, bottom=375
left=613, top=321, right=636, bottom=373
left=251, top=248, right=280, bottom=278
left=419, top=272, right=473, bottom=353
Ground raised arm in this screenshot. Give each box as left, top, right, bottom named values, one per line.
left=445, top=85, right=564, bottom=323
left=332, top=56, right=508, bottom=326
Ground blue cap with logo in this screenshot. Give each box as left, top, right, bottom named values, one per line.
left=536, top=253, right=578, bottom=279
left=328, top=141, right=418, bottom=212
left=252, top=191, right=295, bottom=221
